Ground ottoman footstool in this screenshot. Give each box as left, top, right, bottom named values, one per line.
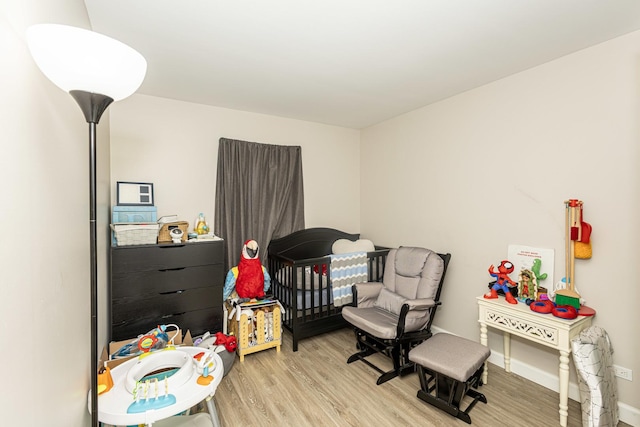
left=408, top=333, right=491, bottom=424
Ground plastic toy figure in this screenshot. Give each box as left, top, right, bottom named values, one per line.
left=485, top=260, right=518, bottom=304
left=518, top=269, right=536, bottom=302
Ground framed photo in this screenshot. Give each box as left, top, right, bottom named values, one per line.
left=116, top=181, right=154, bottom=206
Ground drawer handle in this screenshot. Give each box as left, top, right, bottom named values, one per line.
left=158, top=267, right=186, bottom=272
left=159, top=244, right=185, bottom=248
left=161, top=312, right=186, bottom=319
left=159, top=289, right=186, bottom=295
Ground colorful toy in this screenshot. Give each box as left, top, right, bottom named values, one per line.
left=214, top=332, right=238, bottom=352
left=94, top=346, right=223, bottom=426
left=575, top=202, right=593, bottom=260
left=97, top=363, right=114, bottom=395
left=518, top=258, right=549, bottom=302
left=552, top=305, right=578, bottom=319
left=223, top=240, right=272, bottom=300
left=530, top=300, right=554, bottom=314
left=531, top=258, right=547, bottom=286
left=517, top=269, right=537, bottom=302
left=485, top=260, right=518, bottom=304
left=112, top=324, right=179, bottom=359
left=556, top=199, right=583, bottom=309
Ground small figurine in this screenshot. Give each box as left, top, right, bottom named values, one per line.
left=485, top=260, right=518, bottom=304
left=518, top=269, right=537, bottom=302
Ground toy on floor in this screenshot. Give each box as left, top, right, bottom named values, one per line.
left=485, top=260, right=518, bottom=304
left=97, top=363, right=114, bottom=395
left=214, top=332, right=237, bottom=352
left=111, top=324, right=179, bottom=359
left=223, top=239, right=272, bottom=300
left=94, top=346, right=223, bottom=427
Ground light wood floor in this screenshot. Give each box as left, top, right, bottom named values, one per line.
left=212, top=327, right=626, bottom=427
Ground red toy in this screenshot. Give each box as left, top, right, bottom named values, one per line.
left=485, top=260, right=518, bottom=304
left=236, top=240, right=265, bottom=299
left=215, top=332, right=238, bottom=352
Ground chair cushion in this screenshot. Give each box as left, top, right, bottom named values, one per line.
left=408, top=333, right=491, bottom=383
left=374, top=288, right=406, bottom=315
left=394, top=246, right=429, bottom=277
left=384, top=247, right=444, bottom=300
left=342, top=306, right=399, bottom=339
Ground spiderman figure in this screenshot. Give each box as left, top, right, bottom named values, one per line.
left=485, top=260, right=518, bottom=304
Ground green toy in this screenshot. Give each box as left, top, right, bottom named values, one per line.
left=531, top=259, right=547, bottom=283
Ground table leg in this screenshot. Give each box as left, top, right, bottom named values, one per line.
left=206, top=395, right=221, bottom=427
left=558, top=350, right=570, bottom=427
left=480, top=321, right=489, bottom=384
left=503, top=332, right=511, bottom=373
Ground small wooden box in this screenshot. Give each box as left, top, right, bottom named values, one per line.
left=225, top=300, right=281, bottom=362
left=158, top=221, right=189, bottom=243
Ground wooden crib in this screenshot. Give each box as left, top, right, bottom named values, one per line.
left=267, top=228, right=389, bottom=351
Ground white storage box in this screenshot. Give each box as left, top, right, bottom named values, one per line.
left=110, top=223, right=159, bottom=246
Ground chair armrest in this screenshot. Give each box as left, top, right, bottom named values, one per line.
left=396, top=299, right=441, bottom=337
left=352, top=282, right=383, bottom=307
left=404, top=298, right=438, bottom=311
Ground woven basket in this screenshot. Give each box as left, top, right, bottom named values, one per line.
left=158, top=221, right=190, bottom=243
left=111, top=223, right=158, bottom=246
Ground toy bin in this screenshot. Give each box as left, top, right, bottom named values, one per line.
left=111, top=206, right=157, bottom=245
left=110, top=223, right=159, bottom=246
left=225, top=301, right=281, bottom=362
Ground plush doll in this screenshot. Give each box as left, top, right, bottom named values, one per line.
left=223, top=239, right=271, bottom=300
left=214, top=332, right=237, bottom=352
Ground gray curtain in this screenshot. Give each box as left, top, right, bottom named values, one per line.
left=214, top=137, right=305, bottom=270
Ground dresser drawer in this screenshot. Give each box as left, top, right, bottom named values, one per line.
left=111, top=241, right=223, bottom=273
left=111, top=264, right=224, bottom=298
left=112, top=286, right=217, bottom=324
left=111, top=307, right=222, bottom=342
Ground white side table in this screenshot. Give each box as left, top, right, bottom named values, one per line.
left=477, top=296, right=592, bottom=427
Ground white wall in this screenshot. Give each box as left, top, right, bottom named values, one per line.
left=0, top=1, right=111, bottom=425
left=110, top=94, right=362, bottom=235
left=361, top=30, right=640, bottom=420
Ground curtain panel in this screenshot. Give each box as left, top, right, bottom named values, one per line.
left=214, top=137, right=305, bottom=270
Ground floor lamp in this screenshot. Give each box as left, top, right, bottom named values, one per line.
left=26, top=24, right=146, bottom=426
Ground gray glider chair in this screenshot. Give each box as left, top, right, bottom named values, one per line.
left=342, top=246, right=450, bottom=385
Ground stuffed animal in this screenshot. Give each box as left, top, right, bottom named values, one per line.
left=223, top=239, right=271, bottom=300
left=214, top=332, right=237, bottom=352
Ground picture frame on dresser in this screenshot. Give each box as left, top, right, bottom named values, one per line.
left=116, top=181, right=154, bottom=206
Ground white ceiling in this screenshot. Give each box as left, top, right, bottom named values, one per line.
left=84, top=0, right=640, bottom=129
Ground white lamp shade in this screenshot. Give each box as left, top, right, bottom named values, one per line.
left=27, top=24, right=147, bottom=101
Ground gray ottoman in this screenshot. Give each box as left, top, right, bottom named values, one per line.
left=408, top=333, right=490, bottom=424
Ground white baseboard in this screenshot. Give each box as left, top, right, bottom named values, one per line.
left=431, top=327, right=640, bottom=426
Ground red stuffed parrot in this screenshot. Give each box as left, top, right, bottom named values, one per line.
left=223, top=239, right=272, bottom=300
left=235, top=240, right=265, bottom=298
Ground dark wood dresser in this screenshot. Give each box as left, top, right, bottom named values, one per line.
left=110, top=240, right=224, bottom=342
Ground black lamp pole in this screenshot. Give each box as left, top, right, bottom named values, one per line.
left=69, top=90, right=114, bottom=427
